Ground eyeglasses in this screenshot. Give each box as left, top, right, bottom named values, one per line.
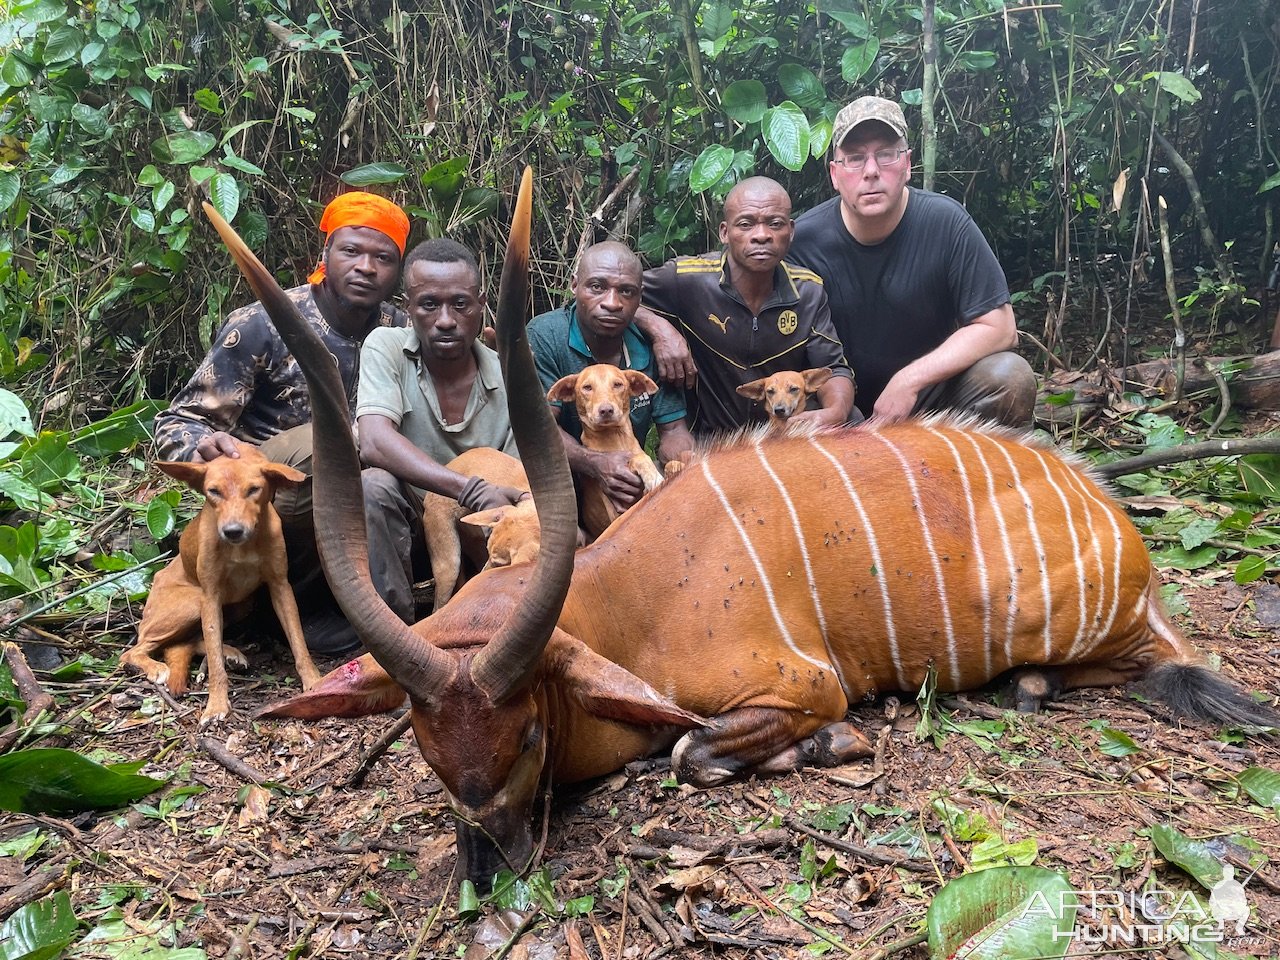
left=832, top=148, right=909, bottom=171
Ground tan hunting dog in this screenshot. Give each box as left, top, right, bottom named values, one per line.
left=421, top=447, right=532, bottom=611
left=203, top=176, right=1277, bottom=889
left=736, top=367, right=834, bottom=428
left=122, top=442, right=321, bottom=725
left=547, top=362, right=666, bottom=539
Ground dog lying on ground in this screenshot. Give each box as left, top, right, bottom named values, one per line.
left=547, top=363, right=665, bottom=539
left=121, top=441, right=320, bottom=725
left=422, top=448, right=531, bottom=611
left=736, top=367, right=834, bottom=428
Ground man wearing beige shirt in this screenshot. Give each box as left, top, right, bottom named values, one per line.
left=356, top=238, right=526, bottom=623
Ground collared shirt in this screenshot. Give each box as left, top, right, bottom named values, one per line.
left=356, top=327, right=517, bottom=494
left=642, top=252, right=852, bottom=435
left=527, top=302, right=687, bottom=443
left=153, top=284, right=403, bottom=461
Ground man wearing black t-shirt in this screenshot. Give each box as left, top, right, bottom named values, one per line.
left=787, top=96, right=1036, bottom=427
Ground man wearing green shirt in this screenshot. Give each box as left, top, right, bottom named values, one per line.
left=528, top=241, right=694, bottom=516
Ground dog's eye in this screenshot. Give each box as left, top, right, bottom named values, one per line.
left=246, top=485, right=262, bottom=498
left=205, top=487, right=222, bottom=500
left=582, top=384, right=592, bottom=393
left=788, top=386, right=801, bottom=394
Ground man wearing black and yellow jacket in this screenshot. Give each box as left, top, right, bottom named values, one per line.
left=635, top=177, right=855, bottom=437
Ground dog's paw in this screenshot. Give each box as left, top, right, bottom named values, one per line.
left=199, top=702, right=231, bottom=727
left=663, top=461, right=685, bottom=479
left=223, top=644, right=249, bottom=670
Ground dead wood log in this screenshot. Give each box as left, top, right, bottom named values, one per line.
left=1038, top=349, right=1280, bottom=424
left=0, top=642, right=56, bottom=754
left=1093, top=437, right=1280, bottom=479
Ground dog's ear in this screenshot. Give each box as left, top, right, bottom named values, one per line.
left=156, top=460, right=207, bottom=489
left=802, top=367, right=834, bottom=392
left=623, top=370, right=658, bottom=397
left=460, top=505, right=516, bottom=530
left=736, top=378, right=768, bottom=401
left=547, top=375, right=580, bottom=403
left=261, top=463, right=307, bottom=488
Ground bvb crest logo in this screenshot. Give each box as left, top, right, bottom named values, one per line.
left=777, top=310, right=798, bottom=335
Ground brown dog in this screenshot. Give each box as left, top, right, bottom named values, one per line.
left=547, top=363, right=665, bottom=539
left=459, top=499, right=542, bottom=570
left=121, top=441, right=320, bottom=725
left=422, top=448, right=531, bottom=611
left=736, top=367, right=834, bottom=428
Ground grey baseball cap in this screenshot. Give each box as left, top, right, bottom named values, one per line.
left=831, top=96, right=908, bottom=151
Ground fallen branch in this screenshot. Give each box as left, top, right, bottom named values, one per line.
left=198, top=737, right=267, bottom=784
left=742, top=794, right=931, bottom=873
left=345, top=711, right=413, bottom=787
left=0, top=642, right=56, bottom=753
left=1092, top=437, right=1280, bottom=479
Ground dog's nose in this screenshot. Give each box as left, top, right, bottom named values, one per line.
left=220, top=524, right=249, bottom=544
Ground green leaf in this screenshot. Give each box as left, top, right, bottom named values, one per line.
left=127, top=86, right=153, bottom=109
left=777, top=64, right=825, bottom=111
left=0, top=890, right=77, bottom=960
left=20, top=432, right=79, bottom=490
left=41, top=25, right=82, bottom=65
left=1258, top=171, right=1280, bottom=194
left=341, top=162, right=409, bottom=186
left=969, top=835, right=1039, bottom=870
left=927, top=866, right=1076, bottom=960
left=1153, top=71, right=1202, bottom=103
left=71, top=103, right=109, bottom=137
left=420, top=156, right=465, bottom=197
left=152, top=131, right=216, bottom=165
left=284, top=106, right=316, bottom=122
left=721, top=79, right=768, bottom=123
left=1149, top=824, right=1224, bottom=889
left=1098, top=728, right=1140, bottom=756
left=153, top=181, right=175, bottom=213
left=0, top=172, right=19, bottom=214
left=0, top=54, right=33, bottom=88
left=137, top=164, right=164, bottom=187
left=71, top=918, right=208, bottom=959
left=146, top=498, right=176, bottom=541
left=14, top=0, right=64, bottom=24
left=130, top=207, right=156, bottom=233
left=761, top=101, right=811, bottom=172
left=1150, top=544, right=1219, bottom=570
left=1237, top=455, right=1280, bottom=500
left=841, top=39, right=880, bottom=83
left=193, top=88, right=223, bottom=115
left=954, top=50, right=998, bottom=70
left=1233, top=556, right=1267, bottom=584
left=826, top=4, right=871, bottom=37
left=244, top=56, right=269, bottom=73
left=220, top=151, right=266, bottom=176
left=0, top=389, right=34, bottom=439
left=80, top=41, right=104, bottom=67
left=689, top=145, right=735, bottom=193
left=456, top=879, right=479, bottom=919
left=70, top=401, right=165, bottom=457
left=1177, top=517, right=1220, bottom=551
left=1236, top=767, right=1280, bottom=807
left=0, top=748, right=166, bottom=814
left=209, top=173, right=240, bottom=223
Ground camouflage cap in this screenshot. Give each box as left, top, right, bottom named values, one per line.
left=831, top=96, right=908, bottom=152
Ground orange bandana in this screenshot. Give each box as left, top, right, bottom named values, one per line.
left=307, top=192, right=410, bottom=284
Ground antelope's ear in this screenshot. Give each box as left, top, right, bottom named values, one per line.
left=257, top=655, right=407, bottom=719
left=544, top=630, right=706, bottom=729
left=736, top=378, right=768, bottom=401
left=802, top=367, right=834, bottom=392
left=624, top=370, right=658, bottom=397
left=262, top=463, right=308, bottom=487
left=157, top=460, right=207, bottom=489
left=547, top=375, right=580, bottom=403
